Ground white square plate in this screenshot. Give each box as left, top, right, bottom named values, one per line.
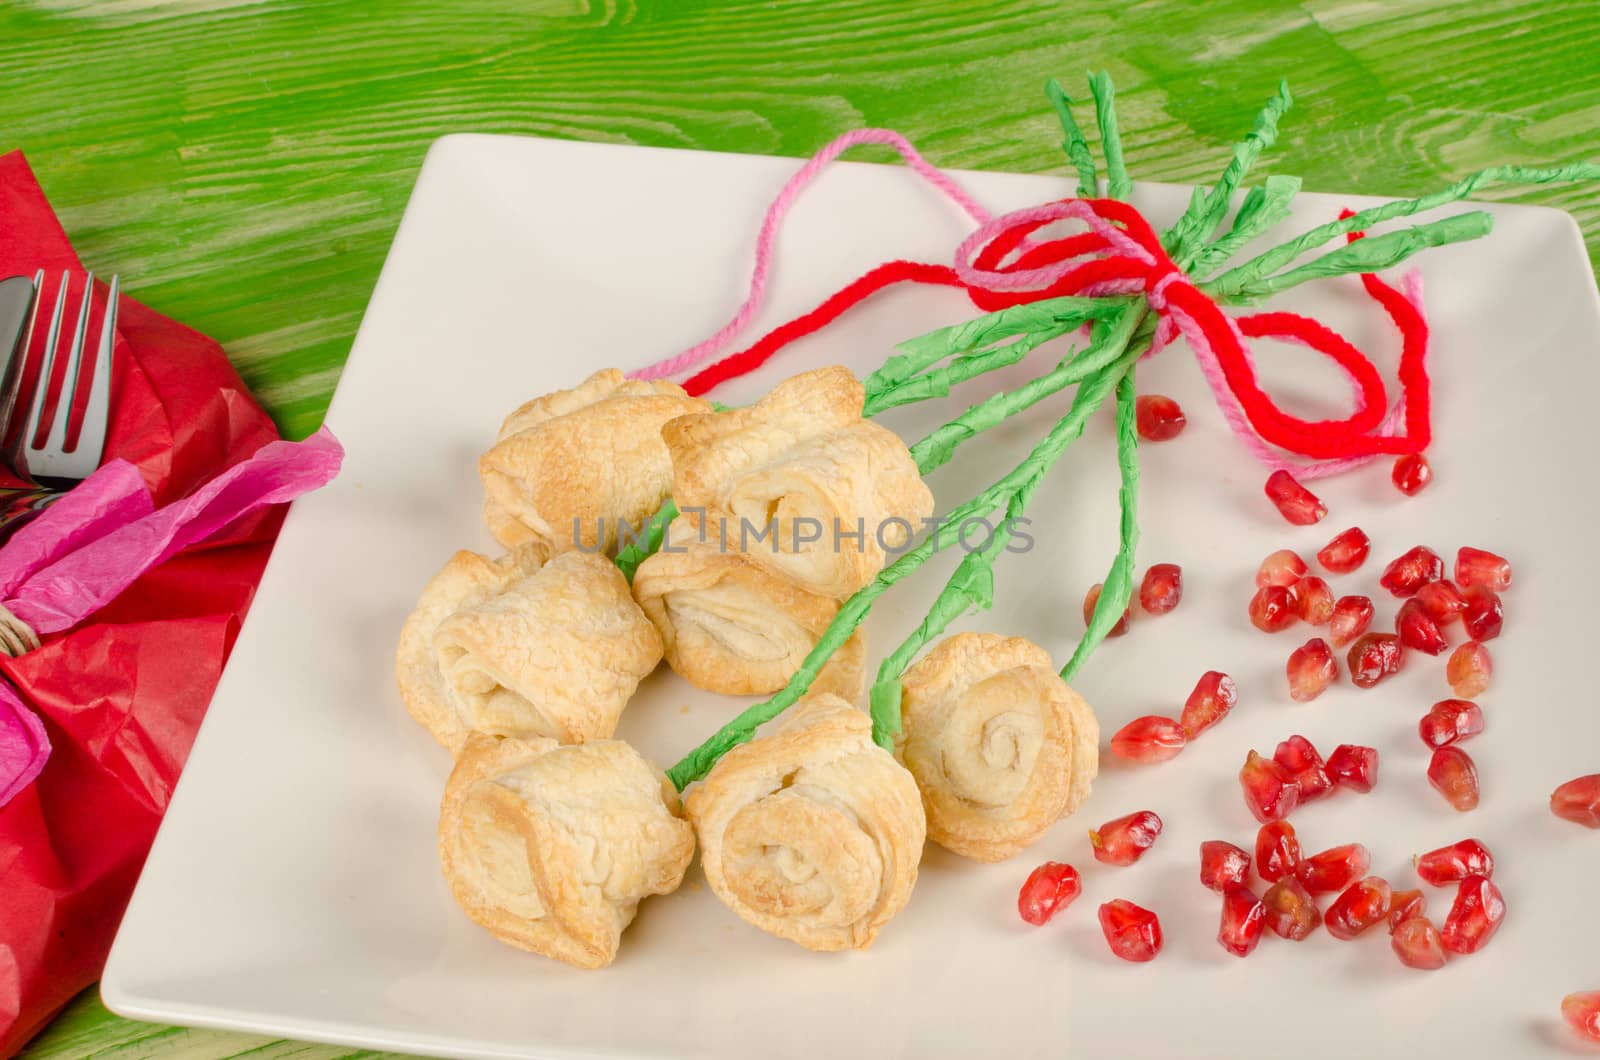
left=103, top=133, right=1600, bottom=1059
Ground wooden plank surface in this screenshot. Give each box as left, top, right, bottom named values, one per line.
left=4, top=0, right=1597, bottom=1056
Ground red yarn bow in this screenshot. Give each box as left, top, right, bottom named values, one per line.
left=684, top=199, right=1429, bottom=469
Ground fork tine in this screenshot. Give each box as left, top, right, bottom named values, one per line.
left=73, top=274, right=117, bottom=463
left=22, top=271, right=71, bottom=461
left=0, top=269, right=44, bottom=459
left=43, top=270, right=93, bottom=456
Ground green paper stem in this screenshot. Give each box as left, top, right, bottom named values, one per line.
left=1060, top=366, right=1140, bottom=682
left=1046, top=78, right=1098, bottom=197
left=615, top=498, right=677, bottom=581
left=1088, top=72, right=1131, bottom=202
left=1164, top=82, right=1293, bottom=261
left=666, top=309, right=1143, bottom=790
left=1190, top=174, right=1302, bottom=278
left=1212, top=211, right=1494, bottom=301
left=1210, top=163, right=1600, bottom=295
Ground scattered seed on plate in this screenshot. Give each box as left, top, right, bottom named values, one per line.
left=1139, top=563, right=1183, bottom=615
left=1419, top=699, right=1485, bottom=749
left=1446, top=641, right=1493, bottom=698
left=1392, top=453, right=1433, bottom=496
left=1135, top=394, right=1187, bottom=441
left=1328, top=594, right=1375, bottom=648
left=1286, top=637, right=1337, bottom=701
left=1295, top=843, right=1371, bottom=894
left=1274, top=735, right=1334, bottom=802
left=1415, top=839, right=1493, bottom=885
left=1240, top=750, right=1301, bottom=822
left=1327, top=744, right=1379, bottom=792
left=1199, top=840, right=1252, bottom=893
left=1262, top=876, right=1322, bottom=940
left=1110, top=716, right=1187, bottom=763
left=1428, top=746, right=1481, bottom=812
left=1441, top=875, right=1504, bottom=954
left=1264, top=470, right=1327, bottom=526
left=1456, top=546, right=1512, bottom=592
left=1218, top=885, right=1267, bottom=957
left=1017, top=861, right=1082, bottom=926
left=1098, top=899, right=1163, bottom=962
left=1180, top=671, right=1237, bottom=739
left=1325, top=876, right=1393, bottom=939
left=1317, top=527, right=1370, bottom=574
left=1083, top=582, right=1131, bottom=636
left=1380, top=545, right=1444, bottom=597
left=1090, top=810, right=1163, bottom=866
left=1550, top=775, right=1600, bottom=828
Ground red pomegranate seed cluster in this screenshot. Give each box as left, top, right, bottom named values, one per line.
left=1189, top=816, right=1505, bottom=970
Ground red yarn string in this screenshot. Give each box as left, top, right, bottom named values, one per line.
left=680, top=198, right=1430, bottom=461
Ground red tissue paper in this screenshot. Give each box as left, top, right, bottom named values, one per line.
left=0, top=150, right=322, bottom=1054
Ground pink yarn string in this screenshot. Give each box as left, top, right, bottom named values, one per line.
left=951, top=199, right=1154, bottom=290
left=627, top=129, right=993, bottom=382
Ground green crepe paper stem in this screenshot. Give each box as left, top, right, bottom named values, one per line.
left=1060, top=366, right=1140, bottom=682
left=666, top=310, right=1143, bottom=790
left=865, top=307, right=1145, bottom=745
left=1211, top=211, right=1494, bottom=302
left=1210, top=163, right=1600, bottom=296
left=615, top=498, right=677, bottom=581
left=1163, top=82, right=1293, bottom=262
left=1045, top=78, right=1098, bottom=197
left=908, top=302, right=1139, bottom=474
left=862, top=297, right=1105, bottom=405
left=1189, top=174, right=1302, bottom=279
left=1088, top=72, right=1131, bottom=202
left=865, top=324, right=1073, bottom=417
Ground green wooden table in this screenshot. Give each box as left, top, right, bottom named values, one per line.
left=4, top=0, right=1597, bottom=1055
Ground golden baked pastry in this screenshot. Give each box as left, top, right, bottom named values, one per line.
left=481, top=368, right=709, bottom=554
left=896, top=632, right=1099, bottom=862
left=397, top=548, right=662, bottom=754
left=664, top=366, right=933, bottom=599
left=631, top=516, right=865, bottom=697
left=439, top=732, right=695, bottom=969
left=685, top=693, right=925, bottom=952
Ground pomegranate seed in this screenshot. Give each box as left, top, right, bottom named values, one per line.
left=1461, top=585, right=1504, bottom=641
left=1325, top=876, right=1392, bottom=939
left=1396, top=598, right=1448, bottom=655
left=1294, top=843, right=1371, bottom=894
left=1255, top=820, right=1302, bottom=883
left=1415, top=838, right=1494, bottom=885
left=1428, top=746, right=1481, bottom=812
left=1264, top=470, right=1327, bottom=526
left=1551, top=774, right=1600, bottom=828
left=1419, top=699, right=1485, bottom=749
left=1317, top=527, right=1370, bottom=574
left=1262, top=876, right=1322, bottom=940
left=1098, top=899, right=1162, bottom=962
left=1199, top=840, right=1252, bottom=892
left=1416, top=579, right=1468, bottom=625
left=1083, top=583, right=1130, bottom=636
left=1327, top=744, right=1379, bottom=793
left=1249, top=585, right=1298, bottom=633
left=1240, top=750, right=1301, bottom=823
left=1180, top=671, right=1237, bottom=739
left=1090, top=810, right=1163, bottom=866
left=1017, top=861, right=1082, bottom=925
left=1110, top=716, right=1187, bottom=763
left=1391, top=916, right=1447, bottom=969
left=1388, top=889, right=1427, bottom=931
left=1392, top=453, right=1433, bottom=496
left=1218, top=885, right=1267, bottom=957
left=1446, top=641, right=1493, bottom=698
left=1135, top=394, right=1187, bottom=441
left=1328, top=595, right=1375, bottom=648
left=1286, top=638, right=1337, bottom=702
left=1274, top=735, right=1334, bottom=802
left=1440, top=875, right=1505, bottom=954
left=1348, top=633, right=1405, bottom=688
left=1257, top=549, right=1309, bottom=588
left=1380, top=546, right=1444, bottom=598
left=1289, top=576, right=1335, bottom=626
left=1561, top=992, right=1600, bottom=1043
left=1456, top=546, right=1513, bottom=592
left=1139, top=563, right=1183, bottom=615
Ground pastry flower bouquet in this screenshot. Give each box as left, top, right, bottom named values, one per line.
left=395, top=74, right=1596, bottom=967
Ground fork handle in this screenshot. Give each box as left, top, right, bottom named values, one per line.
left=0, top=487, right=57, bottom=544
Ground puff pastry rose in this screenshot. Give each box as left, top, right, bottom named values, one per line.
left=664, top=366, right=933, bottom=599
left=631, top=516, right=865, bottom=697
left=896, top=633, right=1098, bottom=862
left=481, top=368, right=709, bottom=554
left=439, top=732, right=695, bottom=969
left=397, top=547, right=662, bottom=754
left=685, top=694, right=925, bottom=952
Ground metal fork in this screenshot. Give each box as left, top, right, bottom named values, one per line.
left=12, top=270, right=119, bottom=486
left=0, top=271, right=119, bottom=539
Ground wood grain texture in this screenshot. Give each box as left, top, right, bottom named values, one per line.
left=3, top=0, right=1597, bottom=1055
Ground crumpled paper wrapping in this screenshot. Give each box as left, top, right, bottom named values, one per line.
left=0, top=149, right=340, bottom=1054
